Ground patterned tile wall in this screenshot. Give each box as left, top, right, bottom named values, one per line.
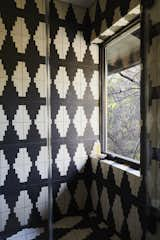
left=1, top=0, right=159, bottom=239
left=145, top=0, right=160, bottom=239
left=89, top=0, right=140, bottom=43
left=0, top=0, right=49, bottom=238
left=89, top=158, right=146, bottom=240
left=50, top=0, right=99, bottom=220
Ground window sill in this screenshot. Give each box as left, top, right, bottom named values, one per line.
left=90, top=153, right=141, bottom=177
left=101, top=159, right=141, bottom=177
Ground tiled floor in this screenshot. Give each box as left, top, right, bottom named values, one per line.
left=54, top=213, right=114, bottom=240
left=2, top=213, right=120, bottom=240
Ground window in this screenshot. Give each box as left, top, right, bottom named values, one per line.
left=102, top=23, right=141, bottom=163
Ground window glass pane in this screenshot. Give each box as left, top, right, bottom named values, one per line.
left=106, top=25, right=140, bottom=161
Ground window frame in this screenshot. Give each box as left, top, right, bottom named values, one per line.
left=100, top=18, right=143, bottom=171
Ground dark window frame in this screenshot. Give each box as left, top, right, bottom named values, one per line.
left=99, top=18, right=145, bottom=171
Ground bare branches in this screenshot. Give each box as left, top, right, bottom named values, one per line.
left=107, top=64, right=141, bottom=161
left=108, top=87, right=140, bottom=96
left=119, top=72, right=140, bottom=86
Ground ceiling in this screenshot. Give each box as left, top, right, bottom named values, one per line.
left=61, top=0, right=95, bottom=8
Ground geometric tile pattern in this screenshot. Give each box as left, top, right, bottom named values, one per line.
left=0, top=0, right=49, bottom=238
left=56, top=183, right=71, bottom=215
left=90, top=157, right=145, bottom=240
left=13, top=148, right=32, bottom=183
left=14, top=191, right=32, bottom=226
left=74, top=180, right=88, bottom=210
left=54, top=67, right=70, bottom=99
left=11, top=17, right=30, bottom=54
left=34, top=64, right=47, bottom=98
left=36, top=186, right=48, bottom=220
left=90, top=106, right=99, bottom=135
left=35, top=105, right=47, bottom=139
left=51, top=0, right=99, bottom=221
left=0, top=18, right=7, bottom=51
left=0, top=60, right=7, bottom=96
left=12, top=105, right=31, bottom=140
left=72, top=69, right=87, bottom=99
left=145, top=0, right=160, bottom=239
left=54, top=106, right=70, bottom=137
left=89, top=71, right=99, bottom=100
left=12, top=61, right=30, bottom=97
left=54, top=214, right=113, bottom=240
left=73, top=106, right=87, bottom=137
left=6, top=227, right=44, bottom=240
left=55, top=145, right=71, bottom=176
left=0, top=0, right=145, bottom=239
left=0, top=150, right=9, bottom=187
left=73, top=143, right=87, bottom=172
left=72, top=31, right=87, bottom=62
left=0, top=105, right=9, bottom=141
left=34, top=22, right=46, bottom=56
left=0, top=195, right=10, bottom=232
left=14, top=0, right=26, bottom=10
left=89, top=0, right=140, bottom=44
left=35, top=146, right=49, bottom=179
left=54, top=27, right=70, bottom=59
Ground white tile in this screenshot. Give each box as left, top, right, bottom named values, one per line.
left=0, top=195, right=10, bottom=232
left=0, top=150, right=9, bottom=187
left=72, top=5, right=85, bottom=24
left=55, top=145, right=71, bottom=176
left=128, top=206, right=142, bottom=240
left=54, top=216, right=82, bottom=229
left=7, top=228, right=44, bottom=240
left=112, top=195, right=123, bottom=233
left=57, top=183, right=71, bottom=215
left=89, top=44, right=99, bottom=64
left=74, top=180, right=87, bottom=210
left=54, top=0, right=69, bottom=20
left=36, top=203, right=48, bottom=220
left=13, top=106, right=31, bottom=140
left=15, top=0, right=26, bottom=9
left=14, top=191, right=32, bottom=226
left=12, top=61, right=30, bottom=97
left=100, top=187, right=109, bottom=221
left=0, top=17, right=7, bottom=50
left=14, top=148, right=32, bottom=183
left=11, top=17, right=30, bottom=53
left=36, top=146, right=48, bottom=179
left=0, top=105, right=9, bottom=141
left=35, top=0, right=45, bottom=14
left=73, top=143, right=87, bottom=172
left=99, top=0, right=106, bottom=12
left=127, top=173, right=142, bottom=196
left=73, top=106, right=87, bottom=136
left=54, top=106, right=70, bottom=137
left=73, top=69, right=87, bottom=99
left=90, top=181, right=98, bottom=211
left=100, top=160, right=110, bottom=179
left=89, top=2, right=96, bottom=23
left=91, top=156, right=99, bottom=174
left=0, top=60, right=7, bottom=96
left=35, top=105, right=47, bottom=138
left=54, top=27, right=70, bottom=59
left=58, top=228, right=92, bottom=240
left=90, top=106, right=99, bottom=135
left=72, top=31, right=87, bottom=62
left=34, top=64, right=47, bottom=98
left=34, top=22, right=46, bottom=56
left=54, top=66, right=70, bottom=99
left=89, top=70, right=99, bottom=100
left=110, top=235, right=120, bottom=240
